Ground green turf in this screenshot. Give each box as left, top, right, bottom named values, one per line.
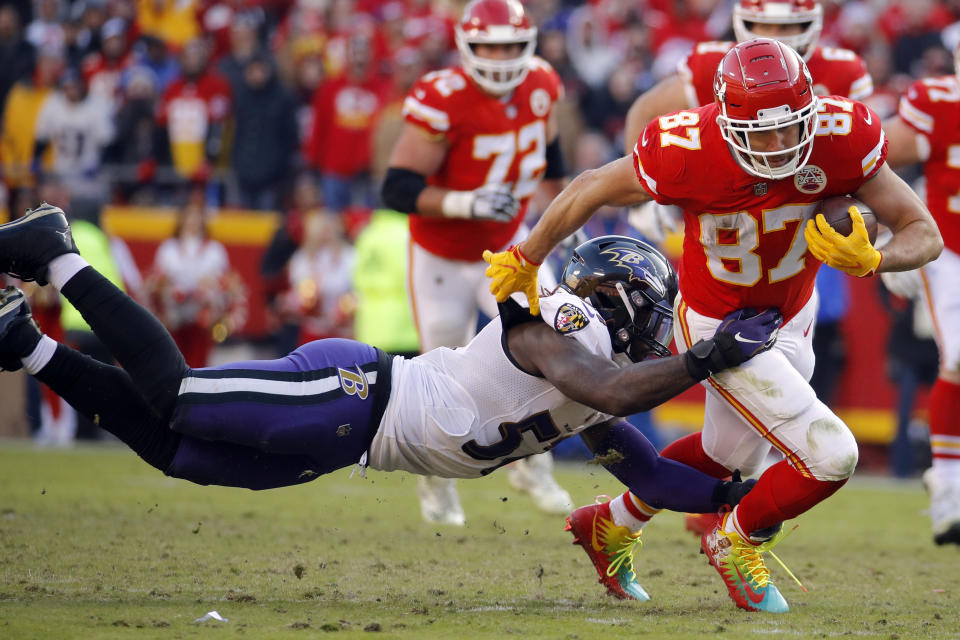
left=0, top=443, right=958, bottom=639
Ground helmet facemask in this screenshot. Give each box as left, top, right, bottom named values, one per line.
left=589, top=282, right=674, bottom=361
left=732, top=1, right=823, bottom=60
left=561, top=235, right=678, bottom=363
left=714, top=40, right=819, bottom=181
left=455, top=25, right=537, bottom=95
left=716, top=99, right=818, bottom=180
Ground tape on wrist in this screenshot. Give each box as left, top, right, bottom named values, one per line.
left=441, top=190, right=475, bottom=219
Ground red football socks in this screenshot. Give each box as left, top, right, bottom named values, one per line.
left=661, top=432, right=732, bottom=479
left=733, top=459, right=846, bottom=535
left=929, top=377, right=960, bottom=467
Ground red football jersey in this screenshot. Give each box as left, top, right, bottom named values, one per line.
left=897, top=75, right=960, bottom=254
left=632, top=97, right=887, bottom=321
left=678, top=42, right=873, bottom=107
left=402, top=59, right=563, bottom=261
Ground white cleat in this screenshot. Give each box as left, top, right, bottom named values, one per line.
left=508, top=453, right=574, bottom=515
left=417, top=475, right=466, bottom=526
left=923, top=467, right=960, bottom=545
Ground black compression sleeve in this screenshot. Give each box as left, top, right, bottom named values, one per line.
left=544, top=137, right=567, bottom=179
left=381, top=167, right=428, bottom=213
left=35, top=344, right=181, bottom=471
left=60, top=267, right=188, bottom=414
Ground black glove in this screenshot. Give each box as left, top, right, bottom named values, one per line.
left=710, top=469, right=753, bottom=510
left=709, top=470, right=783, bottom=541
left=684, top=307, right=782, bottom=381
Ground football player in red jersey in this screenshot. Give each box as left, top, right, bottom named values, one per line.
left=882, top=44, right=960, bottom=546
left=625, top=0, right=873, bottom=242
left=380, top=0, right=572, bottom=526
left=625, top=0, right=872, bottom=155
left=485, top=39, right=942, bottom=612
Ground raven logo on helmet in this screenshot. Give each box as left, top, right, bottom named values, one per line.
left=562, top=236, right=678, bottom=362
left=600, top=247, right=667, bottom=298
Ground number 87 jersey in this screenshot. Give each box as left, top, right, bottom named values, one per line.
left=632, top=96, right=887, bottom=323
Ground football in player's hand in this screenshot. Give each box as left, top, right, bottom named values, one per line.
left=812, top=196, right=878, bottom=244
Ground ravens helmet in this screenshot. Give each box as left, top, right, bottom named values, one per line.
left=561, top=235, right=678, bottom=362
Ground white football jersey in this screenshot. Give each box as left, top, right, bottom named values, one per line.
left=369, top=289, right=616, bottom=477
left=34, top=93, right=114, bottom=177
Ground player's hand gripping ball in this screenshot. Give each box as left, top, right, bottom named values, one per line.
left=482, top=244, right=541, bottom=315
left=804, top=196, right=881, bottom=277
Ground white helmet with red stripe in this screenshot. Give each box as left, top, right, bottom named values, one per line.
left=733, top=0, right=823, bottom=60
left=455, top=0, right=538, bottom=95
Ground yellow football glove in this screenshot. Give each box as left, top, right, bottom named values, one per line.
left=482, top=244, right=541, bottom=316
left=804, top=206, right=882, bottom=278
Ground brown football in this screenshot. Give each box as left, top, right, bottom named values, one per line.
left=812, top=196, right=878, bottom=244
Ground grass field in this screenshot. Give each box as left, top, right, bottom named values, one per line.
left=0, top=443, right=958, bottom=640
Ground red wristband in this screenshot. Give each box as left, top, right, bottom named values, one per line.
left=511, top=244, right=541, bottom=267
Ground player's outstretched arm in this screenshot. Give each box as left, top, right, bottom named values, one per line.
left=521, top=156, right=651, bottom=263
left=506, top=307, right=781, bottom=417
left=623, top=75, right=689, bottom=155
left=853, top=163, right=943, bottom=272
left=578, top=419, right=752, bottom=513
left=484, top=156, right=651, bottom=313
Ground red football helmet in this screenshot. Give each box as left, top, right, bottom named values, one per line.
left=455, top=0, right=538, bottom=95
left=714, top=38, right=818, bottom=180
left=733, top=0, right=823, bottom=60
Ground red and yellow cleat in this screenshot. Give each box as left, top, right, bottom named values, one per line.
left=565, top=499, right=649, bottom=601
left=701, top=511, right=789, bottom=613
left=684, top=512, right=720, bottom=537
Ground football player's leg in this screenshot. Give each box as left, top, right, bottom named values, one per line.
left=700, top=393, right=775, bottom=479
left=0, top=286, right=182, bottom=472
left=409, top=241, right=478, bottom=352
left=408, top=244, right=475, bottom=525
left=920, top=251, right=960, bottom=544
left=37, top=342, right=334, bottom=490
left=706, top=354, right=857, bottom=538
left=51, top=257, right=187, bottom=415
left=174, top=338, right=392, bottom=475
left=0, top=205, right=188, bottom=413
left=165, top=436, right=326, bottom=490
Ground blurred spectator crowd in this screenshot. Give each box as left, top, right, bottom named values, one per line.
left=4, top=0, right=960, bottom=218
left=0, top=0, right=958, bottom=453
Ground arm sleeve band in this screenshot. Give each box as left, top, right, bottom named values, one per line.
left=543, top=137, right=567, bottom=179
left=381, top=167, right=428, bottom=214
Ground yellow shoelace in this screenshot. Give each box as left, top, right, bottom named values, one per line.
left=735, top=525, right=806, bottom=592
left=605, top=530, right=643, bottom=579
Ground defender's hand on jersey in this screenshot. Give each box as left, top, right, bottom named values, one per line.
left=442, top=184, right=518, bottom=222
left=714, top=307, right=782, bottom=365
left=683, top=308, right=782, bottom=381
left=804, top=206, right=882, bottom=277
left=482, top=244, right=541, bottom=315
